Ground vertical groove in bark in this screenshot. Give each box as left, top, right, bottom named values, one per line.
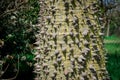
left=34, top=0, right=109, bottom=80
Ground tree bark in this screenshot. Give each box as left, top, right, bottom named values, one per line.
left=34, top=0, right=109, bottom=80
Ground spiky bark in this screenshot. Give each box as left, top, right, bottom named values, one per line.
left=34, top=0, right=109, bottom=80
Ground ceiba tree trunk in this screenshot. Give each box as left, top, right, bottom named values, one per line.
left=34, top=0, right=109, bottom=80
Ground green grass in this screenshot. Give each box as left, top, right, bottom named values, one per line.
left=104, top=35, right=120, bottom=80
left=104, top=43, right=120, bottom=54
left=104, top=35, right=120, bottom=41
left=106, top=53, right=120, bottom=80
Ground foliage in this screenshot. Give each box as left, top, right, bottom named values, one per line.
left=0, top=0, right=39, bottom=79
left=105, top=2, right=120, bottom=36
left=108, top=12, right=120, bottom=35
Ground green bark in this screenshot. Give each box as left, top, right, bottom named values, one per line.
left=34, top=0, right=109, bottom=80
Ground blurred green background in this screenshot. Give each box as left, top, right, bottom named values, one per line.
left=104, top=0, right=120, bottom=78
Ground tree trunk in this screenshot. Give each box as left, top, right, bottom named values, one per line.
left=106, top=20, right=110, bottom=37
left=34, top=0, right=109, bottom=80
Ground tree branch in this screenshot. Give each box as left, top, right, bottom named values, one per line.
left=1, top=55, right=20, bottom=80
left=0, top=1, right=28, bottom=18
